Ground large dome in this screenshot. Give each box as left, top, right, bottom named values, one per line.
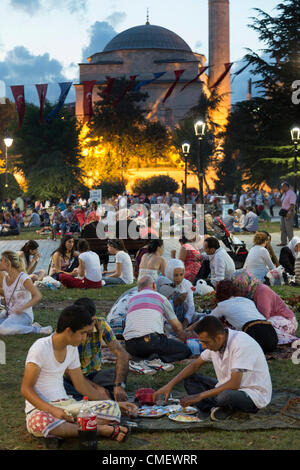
left=103, top=24, right=192, bottom=53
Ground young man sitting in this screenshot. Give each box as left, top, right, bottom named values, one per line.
left=21, top=305, right=137, bottom=442
left=63, top=297, right=130, bottom=403
left=154, top=316, right=272, bottom=421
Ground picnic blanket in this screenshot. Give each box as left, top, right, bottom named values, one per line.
left=127, top=389, right=300, bottom=432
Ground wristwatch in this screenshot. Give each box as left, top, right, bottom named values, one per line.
left=114, top=382, right=126, bottom=389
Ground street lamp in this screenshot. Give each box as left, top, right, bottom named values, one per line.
left=182, top=142, right=190, bottom=204
left=194, top=119, right=206, bottom=204
left=291, top=127, right=300, bottom=228
left=3, top=129, right=13, bottom=189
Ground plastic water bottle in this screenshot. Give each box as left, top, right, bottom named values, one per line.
left=77, top=397, right=98, bottom=450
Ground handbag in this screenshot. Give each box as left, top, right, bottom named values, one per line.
left=279, top=208, right=288, bottom=217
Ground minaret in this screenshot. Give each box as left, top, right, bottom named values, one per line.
left=208, top=0, right=230, bottom=127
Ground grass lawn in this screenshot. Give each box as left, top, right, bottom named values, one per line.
left=0, top=284, right=299, bottom=451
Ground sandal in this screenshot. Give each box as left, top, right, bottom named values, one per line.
left=110, top=424, right=131, bottom=443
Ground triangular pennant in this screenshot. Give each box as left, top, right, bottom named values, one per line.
left=162, top=70, right=185, bottom=104
left=11, top=85, right=25, bottom=129
left=210, top=63, right=233, bottom=89
left=180, top=67, right=208, bottom=92
left=35, top=84, right=48, bottom=123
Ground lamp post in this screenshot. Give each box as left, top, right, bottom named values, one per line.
left=182, top=142, right=190, bottom=204
left=194, top=119, right=206, bottom=205
left=3, top=129, right=13, bottom=189
left=291, top=127, right=300, bottom=228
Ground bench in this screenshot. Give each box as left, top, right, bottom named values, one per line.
left=84, top=238, right=148, bottom=259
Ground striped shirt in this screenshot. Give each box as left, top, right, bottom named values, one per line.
left=123, top=288, right=177, bottom=341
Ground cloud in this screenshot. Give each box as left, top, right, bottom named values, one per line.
left=105, top=11, right=126, bottom=28
left=0, top=46, right=76, bottom=104
left=81, top=21, right=117, bottom=61
left=10, top=0, right=87, bottom=15
left=10, top=0, right=41, bottom=14
left=194, top=41, right=203, bottom=52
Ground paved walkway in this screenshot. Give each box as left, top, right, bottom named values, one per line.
left=1, top=227, right=300, bottom=272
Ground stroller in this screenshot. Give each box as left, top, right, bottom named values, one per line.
left=213, top=216, right=248, bottom=269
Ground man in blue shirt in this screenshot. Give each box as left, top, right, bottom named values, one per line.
left=242, top=207, right=258, bottom=233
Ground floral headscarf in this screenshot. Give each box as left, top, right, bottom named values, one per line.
left=231, top=269, right=261, bottom=300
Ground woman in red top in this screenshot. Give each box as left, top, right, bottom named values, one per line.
left=171, top=236, right=202, bottom=284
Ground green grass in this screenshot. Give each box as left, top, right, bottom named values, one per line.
left=0, top=286, right=300, bottom=450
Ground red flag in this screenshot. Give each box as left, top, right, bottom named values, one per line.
left=83, top=80, right=96, bottom=123
left=180, top=67, right=208, bottom=92
left=35, top=84, right=48, bottom=123
left=210, top=63, right=233, bottom=89
left=112, top=75, right=137, bottom=108
left=11, top=85, right=25, bottom=129
left=103, top=77, right=115, bottom=101
left=162, top=70, right=185, bottom=104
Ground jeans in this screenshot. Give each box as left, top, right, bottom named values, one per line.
left=0, top=313, right=40, bottom=335
left=184, top=373, right=258, bottom=413
left=102, top=276, right=126, bottom=285
left=125, top=333, right=192, bottom=363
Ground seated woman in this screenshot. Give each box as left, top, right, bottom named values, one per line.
left=231, top=269, right=298, bottom=344
left=279, top=236, right=300, bottom=275
left=138, top=239, right=166, bottom=281
left=0, top=250, right=52, bottom=335
left=49, top=235, right=79, bottom=281
left=260, top=231, right=280, bottom=267
left=244, top=232, right=275, bottom=282
left=18, top=240, right=46, bottom=282
left=171, top=236, right=202, bottom=284
left=102, top=240, right=134, bottom=286
left=156, top=259, right=200, bottom=327
left=210, top=279, right=278, bottom=353
left=59, top=239, right=103, bottom=289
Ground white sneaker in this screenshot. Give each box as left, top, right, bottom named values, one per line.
left=129, top=360, right=157, bottom=375
left=39, top=326, right=53, bottom=335
left=145, top=359, right=175, bottom=372
left=32, top=322, right=42, bottom=329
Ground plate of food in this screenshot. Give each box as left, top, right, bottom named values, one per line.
left=168, top=413, right=201, bottom=423
left=138, top=406, right=168, bottom=418
left=165, top=405, right=198, bottom=414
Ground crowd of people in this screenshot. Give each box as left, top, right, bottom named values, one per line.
left=0, top=183, right=299, bottom=446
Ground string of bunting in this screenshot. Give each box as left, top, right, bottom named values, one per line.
left=7, top=59, right=252, bottom=129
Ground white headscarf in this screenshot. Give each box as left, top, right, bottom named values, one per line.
left=287, top=237, right=300, bottom=258
left=165, top=259, right=185, bottom=282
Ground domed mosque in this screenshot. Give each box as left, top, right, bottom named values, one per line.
left=75, top=1, right=230, bottom=189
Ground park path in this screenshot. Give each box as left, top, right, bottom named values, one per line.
left=1, top=228, right=300, bottom=272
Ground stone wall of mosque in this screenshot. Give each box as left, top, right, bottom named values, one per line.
left=75, top=49, right=208, bottom=126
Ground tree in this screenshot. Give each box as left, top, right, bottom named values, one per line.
left=132, top=175, right=179, bottom=195
left=79, top=78, right=174, bottom=187
left=0, top=173, right=21, bottom=201
left=173, top=90, right=221, bottom=191
left=219, top=0, right=300, bottom=190
left=10, top=102, right=82, bottom=199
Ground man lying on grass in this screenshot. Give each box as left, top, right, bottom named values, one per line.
left=154, top=316, right=272, bottom=421
left=21, top=305, right=137, bottom=442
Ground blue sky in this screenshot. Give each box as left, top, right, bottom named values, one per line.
left=0, top=0, right=280, bottom=104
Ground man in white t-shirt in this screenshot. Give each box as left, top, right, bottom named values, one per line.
left=21, top=305, right=137, bottom=441
left=154, top=316, right=272, bottom=421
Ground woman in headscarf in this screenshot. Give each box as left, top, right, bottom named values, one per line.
left=156, top=259, right=200, bottom=327
left=231, top=269, right=298, bottom=345
left=279, top=236, right=300, bottom=275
